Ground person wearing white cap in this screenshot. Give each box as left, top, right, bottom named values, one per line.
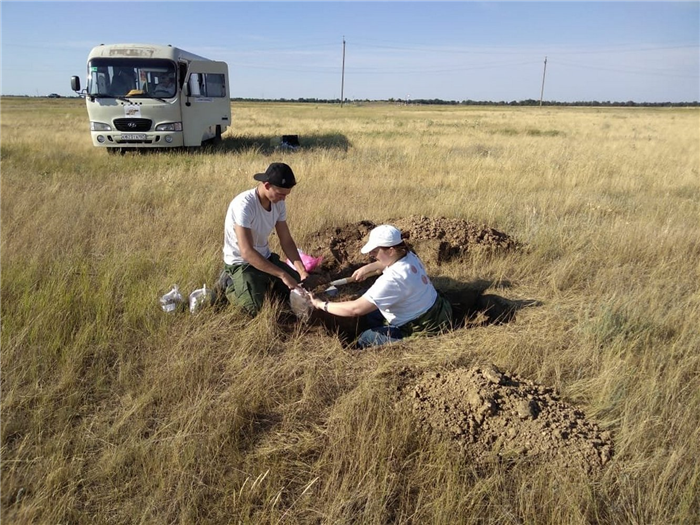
left=309, top=224, right=452, bottom=348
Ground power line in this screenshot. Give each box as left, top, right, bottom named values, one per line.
left=349, top=39, right=698, bottom=56
left=555, top=59, right=699, bottom=78
left=225, top=58, right=542, bottom=75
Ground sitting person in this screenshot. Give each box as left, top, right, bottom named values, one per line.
left=309, top=225, right=453, bottom=348
left=152, top=73, right=176, bottom=97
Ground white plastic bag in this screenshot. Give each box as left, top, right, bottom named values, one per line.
left=189, top=284, right=214, bottom=314
left=290, top=288, right=313, bottom=322
left=160, top=284, right=184, bottom=313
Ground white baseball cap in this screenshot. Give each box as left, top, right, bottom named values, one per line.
left=361, top=225, right=403, bottom=254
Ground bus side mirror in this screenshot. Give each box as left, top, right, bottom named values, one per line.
left=71, top=76, right=81, bottom=92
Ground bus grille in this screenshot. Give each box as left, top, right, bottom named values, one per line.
left=114, top=118, right=152, bottom=132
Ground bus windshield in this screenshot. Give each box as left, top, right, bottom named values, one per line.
left=87, top=58, right=178, bottom=99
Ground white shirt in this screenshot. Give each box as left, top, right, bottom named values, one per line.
left=223, top=188, right=287, bottom=265
left=362, top=251, right=437, bottom=326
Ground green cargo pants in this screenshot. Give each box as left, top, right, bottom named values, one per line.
left=224, top=253, right=301, bottom=317
left=398, top=293, right=453, bottom=338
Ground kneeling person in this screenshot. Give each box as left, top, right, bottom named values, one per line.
left=222, top=163, right=308, bottom=316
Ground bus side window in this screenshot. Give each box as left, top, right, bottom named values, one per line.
left=204, top=74, right=226, bottom=97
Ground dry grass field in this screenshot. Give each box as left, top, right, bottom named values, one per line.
left=1, top=97, right=699, bottom=524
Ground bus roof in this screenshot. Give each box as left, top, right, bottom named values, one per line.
left=87, top=44, right=214, bottom=63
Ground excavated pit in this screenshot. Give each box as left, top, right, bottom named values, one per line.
left=297, top=216, right=526, bottom=339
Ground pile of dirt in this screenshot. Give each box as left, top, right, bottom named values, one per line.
left=302, top=215, right=520, bottom=278
left=402, top=364, right=613, bottom=474
left=391, top=215, right=521, bottom=266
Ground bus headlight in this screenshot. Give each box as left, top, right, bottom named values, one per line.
left=155, top=122, right=183, bottom=131
left=91, top=121, right=112, bottom=131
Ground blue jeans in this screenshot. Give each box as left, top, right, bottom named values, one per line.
left=356, top=310, right=404, bottom=348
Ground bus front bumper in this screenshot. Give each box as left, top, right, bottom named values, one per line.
left=91, top=131, right=184, bottom=148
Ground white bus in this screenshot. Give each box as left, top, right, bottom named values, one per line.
left=71, top=43, right=231, bottom=151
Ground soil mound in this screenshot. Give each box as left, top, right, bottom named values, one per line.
left=405, top=364, right=613, bottom=474
left=391, top=215, right=521, bottom=267
left=302, top=216, right=520, bottom=278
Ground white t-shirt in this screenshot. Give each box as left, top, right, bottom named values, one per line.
left=223, top=188, right=287, bottom=265
left=362, top=251, right=437, bottom=326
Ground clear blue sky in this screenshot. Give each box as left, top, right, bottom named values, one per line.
left=1, top=1, right=698, bottom=102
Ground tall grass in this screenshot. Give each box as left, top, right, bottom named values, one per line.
left=2, top=98, right=699, bottom=523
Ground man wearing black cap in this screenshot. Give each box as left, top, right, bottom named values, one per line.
left=221, top=162, right=308, bottom=316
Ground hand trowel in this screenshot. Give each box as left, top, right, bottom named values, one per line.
left=324, top=277, right=355, bottom=296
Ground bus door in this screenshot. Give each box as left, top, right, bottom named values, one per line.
left=181, top=62, right=231, bottom=146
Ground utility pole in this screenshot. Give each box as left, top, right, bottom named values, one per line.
left=539, top=56, right=547, bottom=107
left=340, top=37, right=346, bottom=107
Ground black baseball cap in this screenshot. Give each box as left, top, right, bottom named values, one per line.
left=253, top=162, right=297, bottom=189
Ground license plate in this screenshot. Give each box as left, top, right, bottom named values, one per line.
left=121, top=133, right=147, bottom=140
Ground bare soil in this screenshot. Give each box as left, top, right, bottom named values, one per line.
left=396, top=364, right=614, bottom=474
left=297, top=217, right=613, bottom=473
